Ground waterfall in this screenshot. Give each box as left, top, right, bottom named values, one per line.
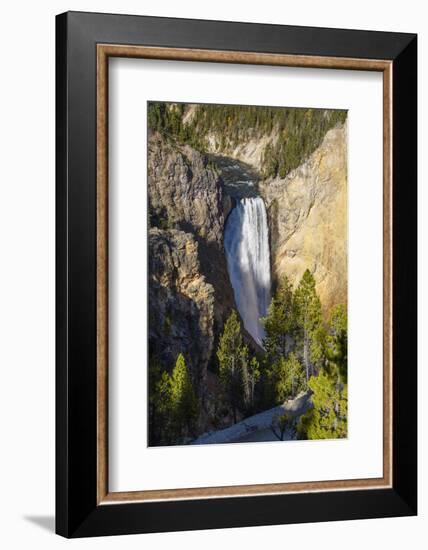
left=224, top=197, right=271, bottom=346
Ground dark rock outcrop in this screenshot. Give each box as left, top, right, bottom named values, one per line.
left=148, top=228, right=215, bottom=396
left=148, top=133, right=236, bottom=391
left=148, top=133, right=235, bottom=321
left=148, top=133, right=228, bottom=247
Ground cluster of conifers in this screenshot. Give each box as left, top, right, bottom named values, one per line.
left=149, top=269, right=347, bottom=446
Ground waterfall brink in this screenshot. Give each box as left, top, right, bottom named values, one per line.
left=224, top=197, right=271, bottom=346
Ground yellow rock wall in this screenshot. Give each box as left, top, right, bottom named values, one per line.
left=260, top=125, right=348, bottom=316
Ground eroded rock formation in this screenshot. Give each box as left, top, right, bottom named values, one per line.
left=148, top=228, right=215, bottom=396
left=148, top=133, right=236, bottom=393
left=260, top=126, right=348, bottom=315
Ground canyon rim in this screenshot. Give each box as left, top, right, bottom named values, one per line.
left=148, top=101, right=348, bottom=447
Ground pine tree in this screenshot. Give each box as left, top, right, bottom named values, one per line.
left=248, top=356, right=261, bottom=410
left=240, top=344, right=251, bottom=411
left=148, top=359, right=174, bottom=445
left=170, top=354, right=199, bottom=440
left=147, top=102, right=161, bottom=132
left=297, top=304, right=348, bottom=440
left=325, top=304, right=348, bottom=383
left=297, top=369, right=347, bottom=440
left=294, top=269, right=322, bottom=381
left=217, top=310, right=247, bottom=423
left=272, top=352, right=306, bottom=404
left=262, top=275, right=296, bottom=362
left=148, top=359, right=162, bottom=445
left=242, top=353, right=261, bottom=413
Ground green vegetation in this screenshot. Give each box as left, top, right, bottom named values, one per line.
left=260, top=270, right=347, bottom=439
left=148, top=270, right=348, bottom=444
left=212, top=270, right=347, bottom=440
left=270, top=353, right=306, bottom=404
left=298, top=370, right=348, bottom=440
left=264, top=272, right=347, bottom=441
left=148, top=359, right=172, bottom=446
left=148, top=353, right=199, bottom=446
left=186, top=104, right=346, bottom=179
left=148, top=101, right=347, bottom=180
left=263, top=275, right=296, bottom=362
left=170, top=354, right=199, bottom=438
left=245, top=356, right=261, bottom=412
left=148, top=102, right=185, bottom=139
left=325, top=304, right=348, bottom=384
left=148, top=270, right=347, bottom=445
left=148, top=102, right=205, bottom=150
left=297, top=305, right=348, bottom=440
left=294, top=269, right=324, bottom=381
left=217, top=310, right=257, bottom=422
left=261, top=272, right=322, bottom=408
left=147, top=101, right=348, bottom=444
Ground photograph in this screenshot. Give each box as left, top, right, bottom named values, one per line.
left=148, top=101, right=348, bottom=446
left=0, top=0, right=420, bottom=544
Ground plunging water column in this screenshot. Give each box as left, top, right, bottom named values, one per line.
left=224, top=197, right=272, bottom=346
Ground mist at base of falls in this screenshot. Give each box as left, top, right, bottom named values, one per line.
left=224, top=197, right=272, bottom=346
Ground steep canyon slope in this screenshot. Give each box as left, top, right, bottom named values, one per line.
left=148, top=108, right=347, bottom=417
left=260, top=126, right=347, bottom=314
left=203, top=124, right=348, bottom=315
left=148, top=133, right=235, bottom=396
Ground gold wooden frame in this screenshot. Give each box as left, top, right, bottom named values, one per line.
left=96, top=44, right=393, bottom=504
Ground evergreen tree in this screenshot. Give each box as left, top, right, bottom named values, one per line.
left=325, top=304, right=348, bottom=383
left=147, top=102, right=161, bottom=132
left=297, top=304, right=348, bottom=440
left=217, top=310, right=247, bottom=423
left=309, top=324, right=327, bottom=372
left=248, top=356, right=261, bottom=410
left=271, top=352, right=306, bottom=404
left=148, top=359, right=173, bottom=445
left=148, top=101, right=347, bottom=179
left=262, top=275, right=296, bottom=362
left=170, top=354, right=199, bottom=440
left=242, top=354, right=261, bottom=413
left=294, top=269, right=322, bottom=381
left=297, top=369, right=347, bottom=440
left=240, top=344, right=250, bottom=411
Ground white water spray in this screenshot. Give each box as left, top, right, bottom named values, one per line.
left=224, top=197, right=272, bottom=346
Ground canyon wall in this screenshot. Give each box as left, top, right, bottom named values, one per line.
left=203, top=124, right=348, bottom=316
left=148, top=228, right=215, bottom=395
left=148, top=133, right=235, bottom=395
left=148, top=120, right=347, bottom=403
left=260, top=126, right=348, bottom=315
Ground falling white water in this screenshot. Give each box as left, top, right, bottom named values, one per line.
left=224, top=197, right=272, bottom=346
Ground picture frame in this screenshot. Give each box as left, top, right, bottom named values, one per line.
left=56, top=11, right=417, bottom=538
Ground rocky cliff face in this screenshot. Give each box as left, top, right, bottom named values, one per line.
left=205, top=131, right=277, bottom=170
left=148, top=121, right=347, bottom=402
left=149, top=228, right=215, bottom=395
left=148, top=133, right=232, bottom=246
left=200, top=123, right=347, bottom=316
left=148, top=133, right=236, bottom=392
left=260, top=126, right=347, bottom=315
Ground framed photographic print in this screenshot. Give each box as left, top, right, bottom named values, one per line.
left=56, top=11, right=417, bottom=537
